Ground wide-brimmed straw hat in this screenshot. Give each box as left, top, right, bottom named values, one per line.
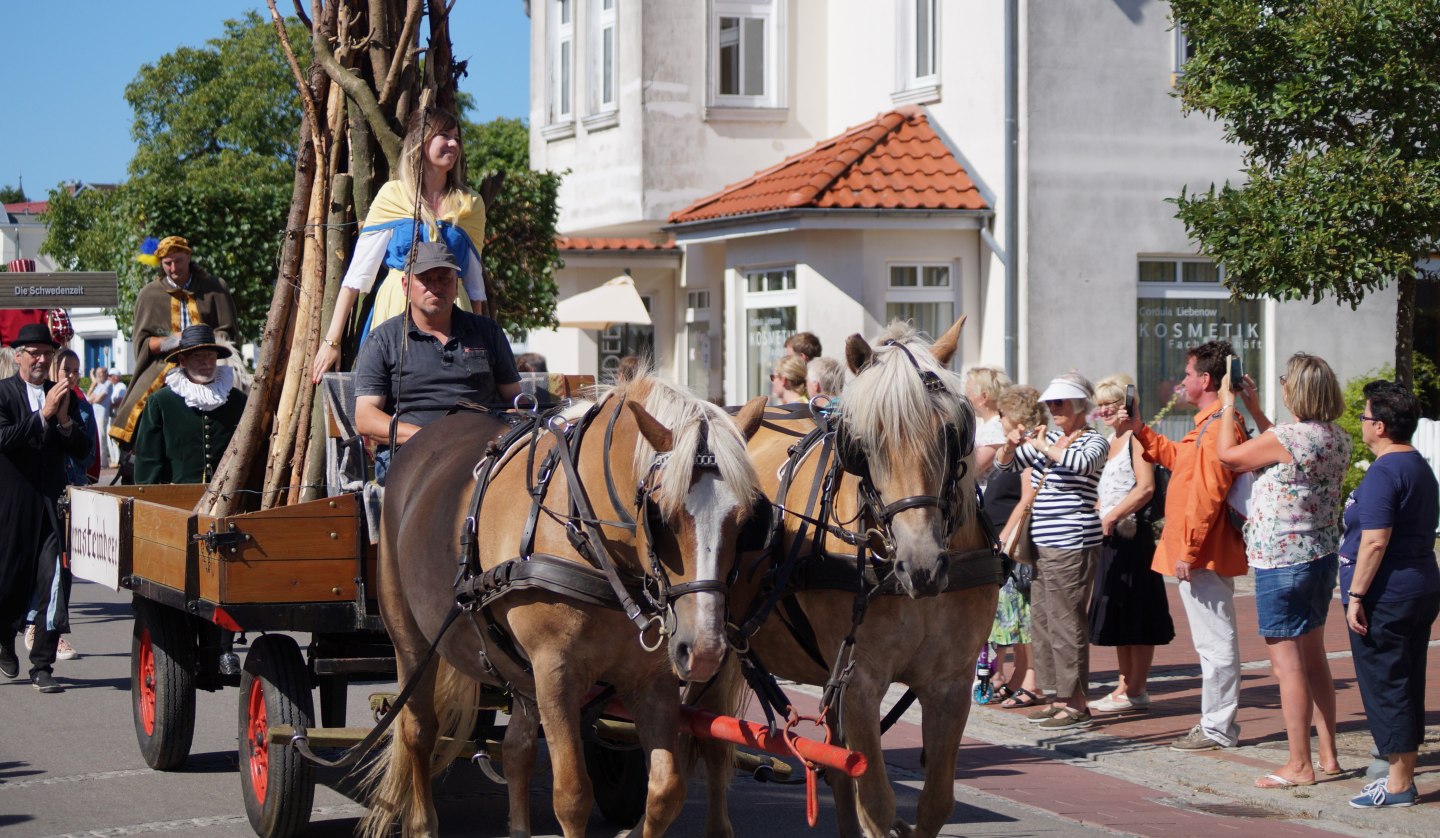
left=166, top=324, right=232, bottom=361
left=154, top=236, right=192, bottom=258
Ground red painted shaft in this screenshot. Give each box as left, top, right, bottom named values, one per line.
left=605, top=700, right=868, bottom=778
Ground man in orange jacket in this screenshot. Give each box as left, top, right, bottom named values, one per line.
left=1121, top=340, right=1248, bottom=751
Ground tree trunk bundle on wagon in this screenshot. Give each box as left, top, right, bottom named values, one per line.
left=200, top=0, right=465, bottom=517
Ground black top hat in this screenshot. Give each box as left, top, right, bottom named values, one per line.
left=8, top=322, right=58, bottom=349
left=167, top=324, right=233, bottom=361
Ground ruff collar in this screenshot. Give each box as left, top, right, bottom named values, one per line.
left=166, top=365, right=235, bottom=412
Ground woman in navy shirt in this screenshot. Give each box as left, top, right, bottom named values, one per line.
left=1340, top=380, right=1440, bottom=809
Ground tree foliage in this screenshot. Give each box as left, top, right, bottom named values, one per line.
left=1170, top=0, right=1440, bottom=385
left=0, top=183, right=27, bottom=204
left=466, top=117, right=561, bottom=338
left=42, top=12, right=305, bottom=342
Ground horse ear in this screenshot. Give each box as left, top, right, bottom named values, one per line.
left=845, top=334, right=873, bottom=374
left=733, top=396, right=767, bottom=441
left=931, top=315, right=967, bottom=366
left=626, top=401, right=674, bottom=452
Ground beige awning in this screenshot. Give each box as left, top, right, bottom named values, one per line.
left=555, top=275, right=652, bottom=330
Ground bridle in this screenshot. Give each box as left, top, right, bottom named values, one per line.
left=831, top=339, right=972, bottom=560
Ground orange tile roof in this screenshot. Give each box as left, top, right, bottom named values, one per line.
left=556, top=236, right=678, bottom=251
left=669, top=106, right=989, bottom=225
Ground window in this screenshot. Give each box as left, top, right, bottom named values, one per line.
left=886, top=263, right=954, bottom=345
left=549, top=0, right=575, bottom=126
left=600, top=293, right=653, bottom=381
left=1136, top=257, right=1265, bottom=438
left=1173, top=22, right=1195, bottom=80
left=742, top=266, right=797, bottom=397
left=894, top=0, right=939, bottom=104
left=711, top=0, right=783, bottom=109
left=685, top=290, right=712, bottom=393
left=590, top=0, right=618, bottom=116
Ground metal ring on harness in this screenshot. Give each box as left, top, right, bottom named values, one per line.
left=546, top=413, right=571, bottom=434
left=512, top=391, right=540, bottom=413
left=726, top=622, right=751, bottom=654
left=637, top=613, right=669, bottom=652
left=806, top=394, right=832, bottom=418
left=864, top=527, right=894, bottom=559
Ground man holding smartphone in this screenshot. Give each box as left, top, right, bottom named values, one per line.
left=1117, top=339, right=1249, bottom=752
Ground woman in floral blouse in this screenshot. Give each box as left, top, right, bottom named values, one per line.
left=1216, top=352, right=1351, bottom=788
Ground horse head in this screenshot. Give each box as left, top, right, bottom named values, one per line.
left=618, top=377, right=766, bottom=682
left=837, top=316, right=976, bottom=598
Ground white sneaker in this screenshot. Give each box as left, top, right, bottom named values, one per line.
left=1090, top=692, right=1150, bottom=713
left=23, top=624, right=34, bottom=651
left=56, top=637, right=78, bottom=661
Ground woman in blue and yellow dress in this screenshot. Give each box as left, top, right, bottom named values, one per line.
left=311, top=107, right=488, bottom=381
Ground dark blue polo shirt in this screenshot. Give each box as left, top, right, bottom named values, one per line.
left=353, top=306, right=519, bottom=427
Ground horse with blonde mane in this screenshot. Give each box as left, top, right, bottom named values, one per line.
left=696, top=318, right=1003, bottom=838
left=362, top=372, right=766, bottom=837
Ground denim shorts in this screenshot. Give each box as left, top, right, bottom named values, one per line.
left=1254, top=554, right=1339, bottom=638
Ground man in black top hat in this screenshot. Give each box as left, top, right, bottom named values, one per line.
left=354, top=240, right=520, bottom=482
left=0, top=323, right=91, bottom=693
left=133, top=325, right=248, bottom=485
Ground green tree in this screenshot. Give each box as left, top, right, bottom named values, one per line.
left=1170, top=0, right=1440, bottom=388
left=0, top=183, right=26, bottom=204
left=42, top=12, right=307, bottom=342
left=465, top=116, right=562, bottom=338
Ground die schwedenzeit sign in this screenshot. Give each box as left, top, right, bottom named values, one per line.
left=0, top=272, right=118, bottom=308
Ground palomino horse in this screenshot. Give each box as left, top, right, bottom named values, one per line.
left=698, top=318, right=1002, bottom=838
left=361, top=374, right=766, bottom=837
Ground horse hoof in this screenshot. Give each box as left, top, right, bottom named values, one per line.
left=889, top=819, right=914, bottom=838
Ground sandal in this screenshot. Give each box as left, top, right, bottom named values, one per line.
left=1000, top=687, right=1042, bottom=709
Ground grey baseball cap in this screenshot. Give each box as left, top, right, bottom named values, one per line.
left=408, top=241, right=461, bottom=276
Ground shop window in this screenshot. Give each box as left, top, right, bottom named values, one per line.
left=743, top=266, right=797, bottom=397
left=886, top=263, right=954, bottom=346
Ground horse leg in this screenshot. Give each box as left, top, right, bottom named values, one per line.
left=393, top=668, right=442, bottom=838
left=503, top=696, right=540, bottom=838
left=911, top=680, right=969, bottom=838
left=839, top=675, right=906, bottom=838
left=624, top=680, right=686, bottom=837
left=531, top=658, right=595, bottom=838
left=696, top=738, right=735, bottom=838
left=824, top=766, right=863, bottom=838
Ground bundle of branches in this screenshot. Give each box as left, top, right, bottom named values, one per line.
left=199, top=0, right=464, bottom=516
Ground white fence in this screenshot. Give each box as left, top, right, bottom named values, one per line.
left=1415, top=418, right=1440, bottom=536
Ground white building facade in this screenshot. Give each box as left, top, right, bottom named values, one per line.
left=525, top=0, right=1404, bottom=427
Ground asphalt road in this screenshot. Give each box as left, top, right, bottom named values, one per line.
left=0, top=580, right=1119, bottom=837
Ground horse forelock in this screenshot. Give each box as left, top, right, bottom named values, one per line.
left=618, top=375, right=760, bottom=521
left=842, top=323, right=977, bottom=518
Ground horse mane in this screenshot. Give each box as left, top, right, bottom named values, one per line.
left=841, top=321, right=977, bottom=521
left=599, top=371, right=760, bottom=521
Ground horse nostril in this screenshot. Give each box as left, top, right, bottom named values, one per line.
left=676, top=642, right=691, bottom=663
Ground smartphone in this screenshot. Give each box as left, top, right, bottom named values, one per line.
left=1123, top=384, right=1136, bottom=416
left=1228, top=355, right=1244, bottom=385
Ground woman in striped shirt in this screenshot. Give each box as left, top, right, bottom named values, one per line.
left=996, top=372, right=1109, bottom=729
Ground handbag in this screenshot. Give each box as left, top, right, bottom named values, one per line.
left=1000, top=466, right=1051, bottom=566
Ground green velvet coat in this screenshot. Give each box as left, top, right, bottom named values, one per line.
left=133, top=386, right=247, bottom=485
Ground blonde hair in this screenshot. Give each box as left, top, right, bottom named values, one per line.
left=0, top=347, right=14, bottom=380
left=996, top=385, right=1047, bottom=429
left=772, top=355, right=808, bottom=396
left=397, top=107, right=468, bottom=217
left=964, top=365, right=1012, bottom=407
left=1283, top=353, right=1344, bottom=423
left=1094, top=373, right=1134, bottom=407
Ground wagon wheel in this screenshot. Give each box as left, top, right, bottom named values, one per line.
left=131, top=599, right=196, bottom=771
left=238, top=634, right=316, bottom=838
left=584, top=738, right=647, bottom=827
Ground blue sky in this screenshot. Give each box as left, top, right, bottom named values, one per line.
left=0, top=2, right=530, bottom=199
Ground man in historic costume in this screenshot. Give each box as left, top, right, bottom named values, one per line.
left=109, top=236, right=239, bottom=461
left=0, top=324, right=91, bottom=693
left=133, top=325, right=248, bottom=485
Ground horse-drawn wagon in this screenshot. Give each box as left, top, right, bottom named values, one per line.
left=64, top=371, right=866, bottom=837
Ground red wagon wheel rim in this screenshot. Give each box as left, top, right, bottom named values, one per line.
left=138, top=626, right=156, bottom=736
left=245, top=678, right=269, bottom=804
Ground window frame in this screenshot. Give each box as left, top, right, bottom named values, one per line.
left=884, top=261, right=957, bottom=344
left=738, top=264, right=799, bottom=398
left=709, top=0, right=784, bottom=110
left=893, top=0, right=940, bottom=105
left=547, top=0, right=576, bottom=131
left=589, top=0, right=619, bottom=118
